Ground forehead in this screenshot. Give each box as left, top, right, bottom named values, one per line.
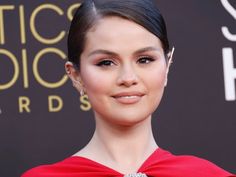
left=83, top=16, right=163, bottom=53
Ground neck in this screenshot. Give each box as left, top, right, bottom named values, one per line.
left=82, top=114, right=158, bottom=174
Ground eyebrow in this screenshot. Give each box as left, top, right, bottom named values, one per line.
left=134, top=46, right=161, bottom=55
left=87, top=46, right=161, bottom=57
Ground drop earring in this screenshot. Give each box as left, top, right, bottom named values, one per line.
left=71, top=78, right=82, bottom=88
left=168, top=47, right=175, bottom=67
left=165, top=47, right=175, bottom=87
left=71, top=78, right=85, bottom=96
left=80, top=89, right=85, bottom=96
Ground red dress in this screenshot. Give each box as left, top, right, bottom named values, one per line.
left=22, top=148, right=235, bottom=177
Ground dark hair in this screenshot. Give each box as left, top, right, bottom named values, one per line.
left=68, top=0, right=170, bottom=69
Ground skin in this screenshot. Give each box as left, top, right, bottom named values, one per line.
left=65, top=16, right=170, bottom=174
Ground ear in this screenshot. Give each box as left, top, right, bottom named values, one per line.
left=164, top=47, right=175, bottom=87
left=65, top=61, right=84, bottom=94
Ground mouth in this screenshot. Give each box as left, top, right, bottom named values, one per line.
left=112, top=92, right=145, bottom=104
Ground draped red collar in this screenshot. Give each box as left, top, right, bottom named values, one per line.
left=22, top=148, right=235, bottom=177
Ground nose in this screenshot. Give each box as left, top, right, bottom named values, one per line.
left=117, top=64, right=138, bottom=87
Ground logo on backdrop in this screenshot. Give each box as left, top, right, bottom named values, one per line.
left=0, top=3, right=91, bottom=114
left=221, top=0, right=236, bottom=101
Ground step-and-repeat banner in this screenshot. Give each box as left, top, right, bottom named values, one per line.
left=0, top=1, right=235, bottom=177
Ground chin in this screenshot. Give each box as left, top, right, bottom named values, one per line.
left=93, top=98, right=160, bottom=127
left=107, top=111, right=152, bottom=127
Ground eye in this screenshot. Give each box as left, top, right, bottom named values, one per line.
left=96, top=60, right=115, bottom=67
left=137, top=56, right=155, bottom=64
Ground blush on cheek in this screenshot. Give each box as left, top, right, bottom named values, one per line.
left=148, top=68, right=167, bottom=85
left=81, top=68, right=110, bottom=94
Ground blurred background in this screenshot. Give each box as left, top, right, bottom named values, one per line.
left=0, top=0, right=235, bottom=177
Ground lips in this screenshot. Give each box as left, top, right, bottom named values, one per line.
left=112, top=92, right=145, bottom=104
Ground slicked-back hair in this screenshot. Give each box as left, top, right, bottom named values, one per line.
left=68, top=0, right=170, bottom=69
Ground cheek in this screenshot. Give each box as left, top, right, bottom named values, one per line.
left=145, top=66, right=167, bottom=90
left=80, top=66, right=113, bottom=94
left=145, top=67, right=167, bottom=110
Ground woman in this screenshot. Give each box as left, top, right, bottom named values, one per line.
left=22, top=0, right=235, bottom=176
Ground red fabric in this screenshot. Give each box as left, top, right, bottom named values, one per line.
left=22, top=148, right=235, bottom=177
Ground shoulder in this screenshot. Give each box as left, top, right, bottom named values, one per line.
left=155, top=148, right=235, bottom=177
left=21, top=157, right=83, bottom=177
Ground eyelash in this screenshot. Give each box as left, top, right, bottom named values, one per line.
left=96, top=60, right=115, bottom=67
left=95, top=56, right=155, bottom=67
left=137, top=56, right=155, bottom=64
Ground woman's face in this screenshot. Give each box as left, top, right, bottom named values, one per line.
left=78, top=16, right=168, bottom=126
